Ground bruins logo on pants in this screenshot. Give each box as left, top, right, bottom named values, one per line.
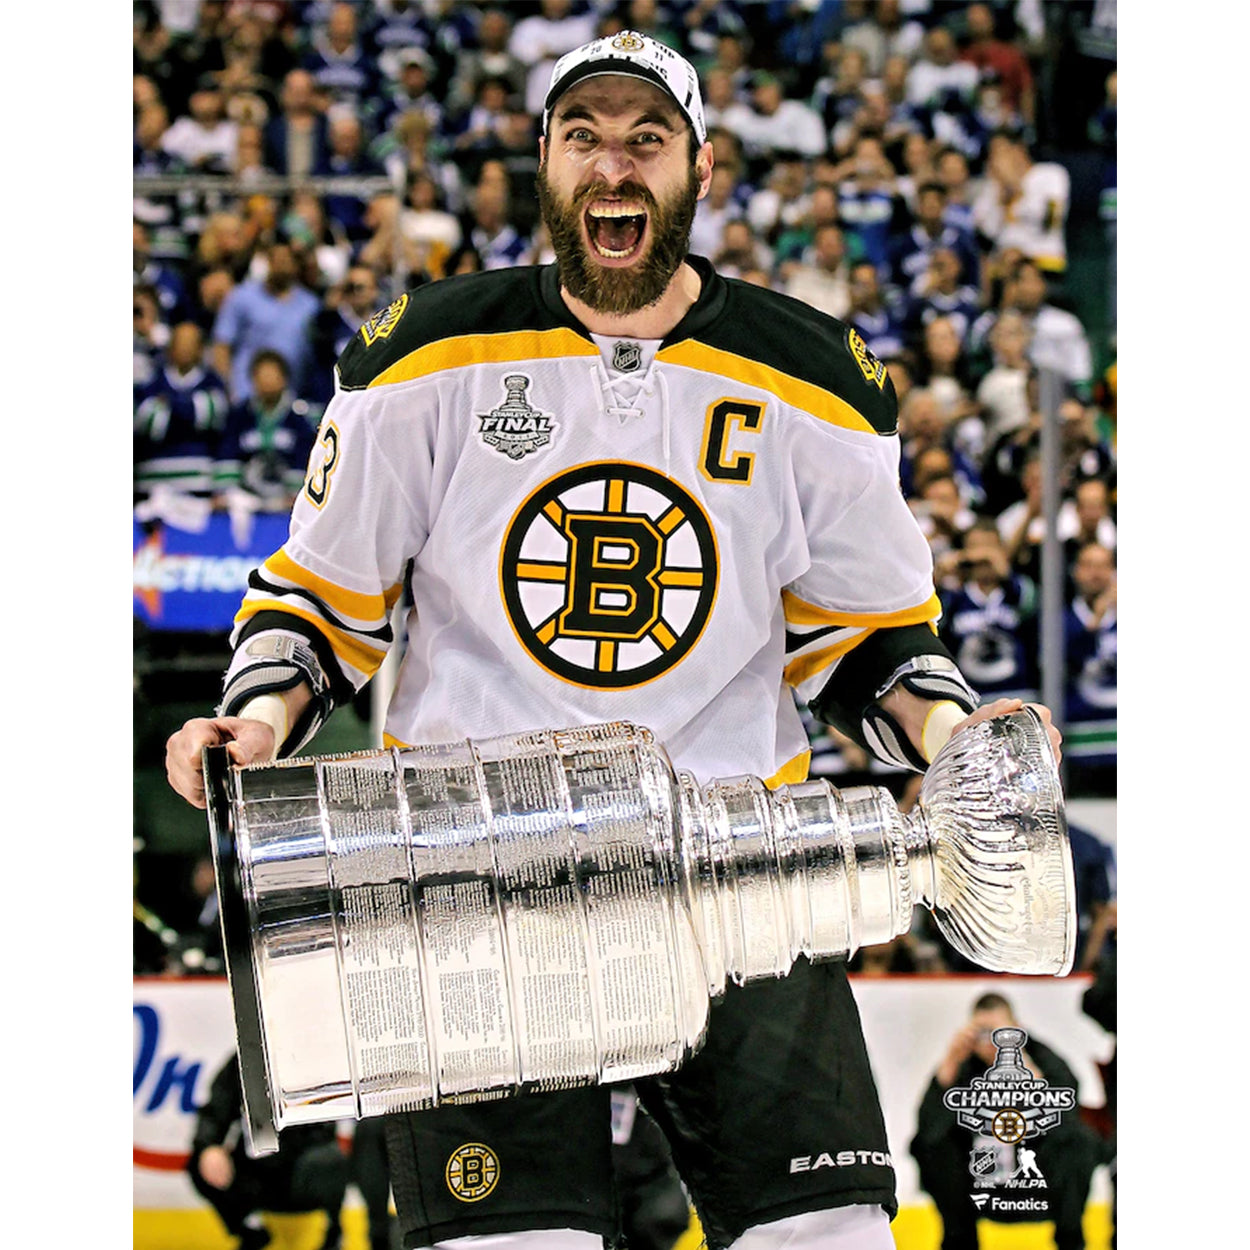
left=446, top=1142, right=500, bottom=1202
left=500, top=462, right=718, bottom=689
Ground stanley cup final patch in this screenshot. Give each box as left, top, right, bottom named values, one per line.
left=477, top=374, right=556, bottom=459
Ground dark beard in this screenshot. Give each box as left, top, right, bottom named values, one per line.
left=537, top=166, right=701, bottom=315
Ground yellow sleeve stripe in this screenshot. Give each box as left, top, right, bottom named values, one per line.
left=783, top=589, right=942, bottom=629
left=656, top=342, right=878, bottom=435
left=783, top=627, right=875, bottom=689
left=266, top=547, right=403, bottom=623
left=234, top=598, right=388, bottom=677
left=368, top=327, right=597, bottom=389
left=764, top=749, right=811, bottom=789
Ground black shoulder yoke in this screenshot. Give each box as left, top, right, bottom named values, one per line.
left=335, top=266, right=556, bottom=391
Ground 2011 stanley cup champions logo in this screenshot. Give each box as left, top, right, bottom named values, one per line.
left=478, top=375, right=555, bottom=460
left=944, top=1027, right=1076, bottom=1203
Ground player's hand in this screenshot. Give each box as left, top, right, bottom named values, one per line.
left=198, top=1144, right=234, bottom=1189
left=953, top=697, right=1063, bottom=764
left=166, top=716, right=277, bottom=809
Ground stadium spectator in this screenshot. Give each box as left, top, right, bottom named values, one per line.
left=281, top=191, right=352, bottom=289
left=811, top=44, right=872, bottom=138
left=135, top=321, right=230, bottom=500
left=445, top=6, right=526, bottom=122
left=782, top=223, right=852, bottom=320
left=973, top=130, right=1071, bottom=276
left=381, top=45, right=445, bottom=134
left=744, top=153, right=811, bottom=244
left=888, top=181, right=979, bottom=300
left=846, top=260, right=907, bottom=361
left=774, top=182, right=842, bottom=267
left=133, top=284, right=169, bottom=386
left=978, top=258, right=1092, bottom=395
left=906, top=247, right=982, bottom=354
left=368, top=0, right=439, bottom=83
left=906, top=24, right=980, bottom=112
left=914, top=316, right=981, bottom=449
left=933, top=144, right=980, bottom=235
left=215, top=349, right=320, bottom=511
left=700, top=65, right=741, bottom=133
left=910, top=471, right=976, bottom=562
left=996, top=450, right=1045, bottom=580
left=936, top=519, right=1039, bottom=704
left=160, top=80, right=239, bottom=173
left=399, top=170, right=464, bottom=280
left=188, top=1051, right=348, bottom=1250
left=211, top=236, right=320, bottom=401
left=462, top=176, right=529, bottom=270
left=720, top=72, right=827, bottom=166
left=1064, top=542, right=1118, bottom=784
left=1060, top=477, right=1117, bottom=571
left=162, top=0, right=230, bottom=117
left=303, top=1, right=382, bottom=121
left=958, top=2, right=1036, bottom=128
left=509, top=0, right=598, bottom=116
left=910, top=993, right=1100, bottom=1250
left=839, top=0, right=925, bottom=77
left=689, top=164, right=745, bottom=259
left=833, top=134, right=901, bottom=270
left=263, top=69, right=331, bottom=179
left=316, top=110, right=389, bottom=243
left=897, top=387, right=982, bottom=506
left=1056, top=397, right=1115, bottom=491
left=135, top=219, right=195, bottom=327
left=975, top=309, right=1033, bottom=444
left=712, top=218, right=773, bottom=280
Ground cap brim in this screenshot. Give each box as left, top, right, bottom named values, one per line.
left=544, top=61, right=698, bottom=138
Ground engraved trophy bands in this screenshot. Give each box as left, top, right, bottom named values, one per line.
left=204, top=708, right=1074, bottom=1156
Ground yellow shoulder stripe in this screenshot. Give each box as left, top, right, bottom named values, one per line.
left=368, top=327, right=597, bottom=389
left=783, top=590, right=942, bottom=629
left=657, top=341, right=878, bottom=435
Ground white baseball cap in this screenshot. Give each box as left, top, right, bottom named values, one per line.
left=542, top=30, right=707, bottom=146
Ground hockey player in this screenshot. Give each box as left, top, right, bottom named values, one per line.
left=167, top=31, right=1060, bottom=1250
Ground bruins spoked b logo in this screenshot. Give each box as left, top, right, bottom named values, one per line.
left=501, top=462, right=718, bottom=688
left=446, top=1142, right=500, bottom=1202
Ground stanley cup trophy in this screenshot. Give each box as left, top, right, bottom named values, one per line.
left=204, top=708, right=1074, bottom=1156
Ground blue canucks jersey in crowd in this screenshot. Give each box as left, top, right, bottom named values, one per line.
left=939, top=575, right=1039, bottom=700
left=134, top=362, right=230, bottom=497
left=1065, top=599, right=1117, bottom=766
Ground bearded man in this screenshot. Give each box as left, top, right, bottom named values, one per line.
left=168, top=31, right=1058, bottom=1250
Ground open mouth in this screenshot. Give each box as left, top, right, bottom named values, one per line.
left=584, top=201, right=649, bottom=261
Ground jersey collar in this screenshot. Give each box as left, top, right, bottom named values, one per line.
left=538, top=253, right=728, bottom=349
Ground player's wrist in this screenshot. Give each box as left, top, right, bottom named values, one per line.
left=921, top=700, right=968, bottom=764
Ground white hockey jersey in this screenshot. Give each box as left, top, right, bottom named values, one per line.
left=231, top=257, right=940, bottom=784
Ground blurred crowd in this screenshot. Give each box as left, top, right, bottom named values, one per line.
left=134, top=0, right=1116, bottom=979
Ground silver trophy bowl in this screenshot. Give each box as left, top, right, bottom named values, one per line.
left=205, top=708, right=1074, bottom=1155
